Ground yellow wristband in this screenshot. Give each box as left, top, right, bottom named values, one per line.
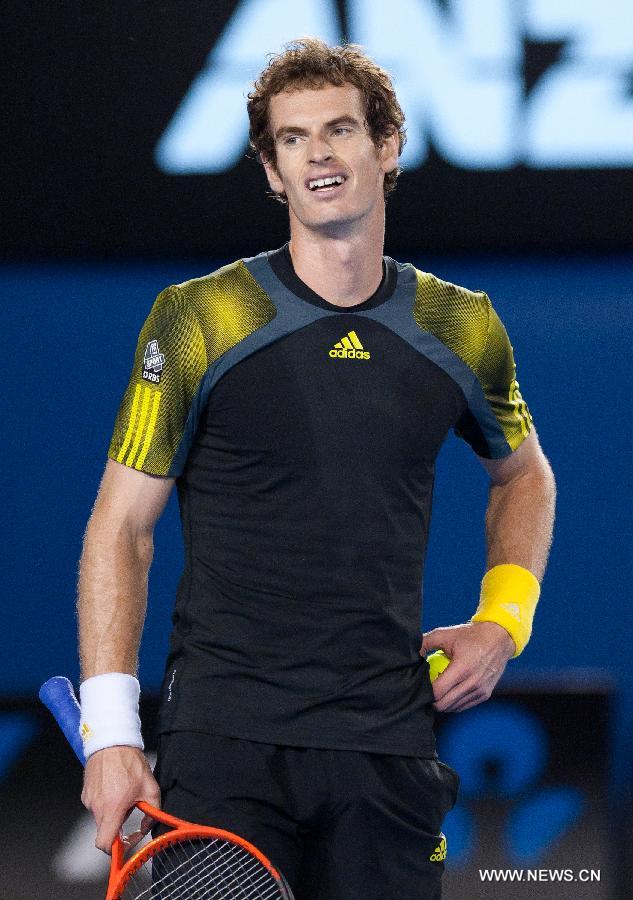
left=471, top=564, right=541, bottom=657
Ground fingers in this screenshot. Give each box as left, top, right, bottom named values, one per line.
left=121, top=829, right=145, bottom=852
left=139, top=811, right=157, bottom=835
left=429, top=653, right=494, bottom=713
left=93, top=801, right=160, bottom=854
left=431, top=668, right=470, bottom=710
left=435, top=687, right=487, bottom=713
left=94, top=804, right=132, bottom=854
left=420, top=627, right=451, bottom=657
left=423, top=620, right=514, bottom=713
left=432, top=658, right=499, bottom=711
left=420, top=622, right=472, bottom=657
left=451, top=693, right=488, bottom=713
left=120, top=808, right=159, bottom=852
left=95, top=803, right=160, bottom=855
left=81, top=746, right=161, bottom=855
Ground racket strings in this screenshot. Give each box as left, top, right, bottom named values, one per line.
left=154, top=841, right=275, bottom=900
left=118, top=837, right=286, bottom=899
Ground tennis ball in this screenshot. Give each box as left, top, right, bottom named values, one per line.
left=426, top=650, right=451, bottom=682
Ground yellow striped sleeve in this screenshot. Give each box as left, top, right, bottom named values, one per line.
left=125, top=386, right=151, bottom=467
left=107, top=261, right=277, bottom=476
left=116, top=383, right=141, bottom=463
left=135, top=390, right=162, bottom=470
left=108, top=285, right=207, bottom=476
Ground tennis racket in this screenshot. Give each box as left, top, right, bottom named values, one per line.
left=40, top=675, right=295, bottom=899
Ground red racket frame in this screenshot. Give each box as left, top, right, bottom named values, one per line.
left=107, top=801, right=287, bottom=899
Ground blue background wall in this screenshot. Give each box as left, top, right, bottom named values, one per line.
left=4, top=253, right=632, bottom=788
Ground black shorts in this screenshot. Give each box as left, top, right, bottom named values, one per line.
left=154, top=731, right=459, bottom=900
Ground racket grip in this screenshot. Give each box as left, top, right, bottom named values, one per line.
left=39, top=675, right=86, bottom=766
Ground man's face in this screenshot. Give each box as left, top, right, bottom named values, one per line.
left=262, top=83, right=399, bottom=235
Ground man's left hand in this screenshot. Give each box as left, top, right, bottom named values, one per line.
left=420, top=621, right=515, bottom=712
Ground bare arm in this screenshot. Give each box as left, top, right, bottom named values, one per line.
left=479, top=428, right=556, bottom=581
left=78, top=458, right=174, bottom=852
left=78, top=458, right=174, bottom=678
left=421, top=428, right=556, bottom=711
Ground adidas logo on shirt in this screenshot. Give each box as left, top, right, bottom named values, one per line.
left=429, top=833, right=447, bottom=862
left=329, top=330, right=371, bottom=360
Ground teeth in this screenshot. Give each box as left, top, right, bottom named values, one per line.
left=309, top=175, right=345, bottom=190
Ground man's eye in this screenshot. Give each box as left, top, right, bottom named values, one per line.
left=283, top=136, right=299, bottom=145
left=333, top=127, right=351, bottom=135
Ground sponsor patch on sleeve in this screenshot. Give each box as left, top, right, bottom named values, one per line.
left=143, top=339, right=165, bottom=384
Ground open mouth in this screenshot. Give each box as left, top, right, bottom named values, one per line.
left=307, top=174, right=347, bottom=193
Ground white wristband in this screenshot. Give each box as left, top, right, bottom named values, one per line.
left=79, top=673, right=144, bottom=759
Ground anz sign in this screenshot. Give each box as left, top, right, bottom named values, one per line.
left=155, top=0, right=633, bottom=174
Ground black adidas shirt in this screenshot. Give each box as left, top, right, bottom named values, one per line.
left=108, top=244, right=533, bottom=757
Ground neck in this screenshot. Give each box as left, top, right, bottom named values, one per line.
left=287, top=206, right=386, bottom=307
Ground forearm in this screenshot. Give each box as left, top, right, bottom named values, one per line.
left=77, top=514, right=153, bottom=680
left=484, top=462, right=556, bottom=581
left=79, top=527, right=161, bottom=854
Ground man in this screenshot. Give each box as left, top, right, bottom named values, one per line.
left=78, top=38, right=555, bottom=899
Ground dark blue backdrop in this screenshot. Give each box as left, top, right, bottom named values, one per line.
left=4, top=252, right=632, bottom=790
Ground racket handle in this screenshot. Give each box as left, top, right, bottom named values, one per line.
left=39, top=675, right=86, bottom=766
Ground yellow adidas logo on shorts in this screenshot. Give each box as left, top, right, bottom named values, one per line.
left=328, top=330, right=371, bottom=360
left=429, top=833, right=447, bottom=862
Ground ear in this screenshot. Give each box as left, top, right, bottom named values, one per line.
left=380, top=128, right=400, bottom=175
left=261, top=153, right=285, bottom=195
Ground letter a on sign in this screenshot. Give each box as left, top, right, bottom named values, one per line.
left=155, top=0, right=341, bottom=173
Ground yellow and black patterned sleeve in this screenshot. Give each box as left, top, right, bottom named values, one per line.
left=108, top=285, right=207, bottom=477
left=413, top=271, right=533, bottom=458
left=455, top=295, right=533, bottom=458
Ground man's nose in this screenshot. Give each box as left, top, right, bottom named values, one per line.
left=307, top=135, right=334, bottom=163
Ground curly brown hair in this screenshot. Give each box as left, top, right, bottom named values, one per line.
left=247, top=37, right=406, bottom=202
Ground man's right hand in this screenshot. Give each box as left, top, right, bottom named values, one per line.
left=81, top=745, right=161, bottom=854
